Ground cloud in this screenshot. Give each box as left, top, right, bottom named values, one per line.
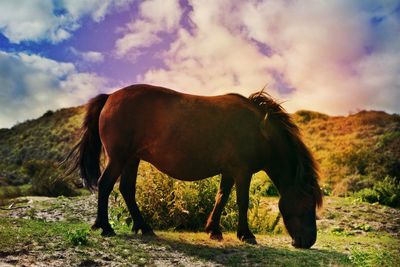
left=70, top=47, right=105, bottom=63
left=115, top=0, right=182, bottom=58
left=0, top=0, right=133, bottom=43
left=138, top=0, right=400, bottom=114
left=137, top=1, right=287, bottom=97
left=0, top=51, right=107, bottom=128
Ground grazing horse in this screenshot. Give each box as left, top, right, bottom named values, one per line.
left=67, top=84, right=322, bottom=248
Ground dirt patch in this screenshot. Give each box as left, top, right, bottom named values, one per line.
left=3, top=195, right=97, bottom=223
left=318, top=197, right=400, bottom=237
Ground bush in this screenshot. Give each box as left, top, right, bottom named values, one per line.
left=109, top=164, right=281, bottom=233
left=67, top=228, right=89, bottom=246
left=23, top=160, right=78, bottom=197
left=134, top=165, right=238, bottom=231
left=355, top=176, right=400, bottom=208
left=295, top=110, right=329, bottom=123
left=250, top=171, right=279, bottom=197
left=355, top=188, right=379, bottom=204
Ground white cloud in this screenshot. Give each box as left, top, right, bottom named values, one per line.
left=0, top=0, right=133, bottom=43
left=0, top=51, right=107, bottom=128
left=115, top=0, right=182, bottom=58
left=61, top=0, right=132, bottom=22
left=70, top=47, right=105, bottom=63
left=138, top=0, right=400, bottom=114
left=138, top=1, right=285, bottom=96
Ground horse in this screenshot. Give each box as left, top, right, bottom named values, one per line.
left=66, top=84, right=322, bottom=248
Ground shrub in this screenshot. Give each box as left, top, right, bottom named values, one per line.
left=23, top=160, right=78, bottom=197
left=355, top=188, right=379, bottom=204
left=134, top=165, right=238, bottom=231
left=42, top=110, right=54, bottom=118
left=250, top=171, right=279, bottom=197
left=355, top=176, right=400, bottom=208
left=295, top=110, right=329, bottom=123
left=67, top=228, right=89, bottom=246
left=109, top=163, right=281, bottom=233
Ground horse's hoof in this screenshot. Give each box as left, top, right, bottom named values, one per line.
left=101, top=229, right=116, bottom=237
left=242, top=237, right=257, bottom=245
left=91, top=222, right=101, bottom=230
left=210, top=233, right=223, bottom=241
left=132, top=224, right=155, bottom=236
left=142, top=229, right=156, bottom=236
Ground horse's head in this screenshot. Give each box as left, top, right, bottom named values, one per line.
left=248, top=91, right=322, bottom=249
left=269, top=136, right=322, bottom=249
left=278, top=187, right=320, bottom=248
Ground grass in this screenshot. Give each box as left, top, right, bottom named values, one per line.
left=1, top=217, right=398, bottom=266
left=1, top=195, right=399, bottom=266
left=0, top=217, right=150, bottom=266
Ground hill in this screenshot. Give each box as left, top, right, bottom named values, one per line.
left=293, top=110, right=400, bottom=195
left=0, top=106, right=399, bottom=198
left=0, top=107, right=84, bottom=186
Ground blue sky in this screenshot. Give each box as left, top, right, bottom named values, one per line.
left=0, top=0, right=399, bottom=128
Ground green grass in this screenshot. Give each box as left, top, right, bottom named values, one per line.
left=0, top=217, right=150, bottom=266
left=1, top=216, right=398, bottom=266
left=1, top=195, right=399, bottom=266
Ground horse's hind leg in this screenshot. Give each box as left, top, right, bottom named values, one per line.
left=119, top=159, right=154, bottom=235
left=92, top=160, right=121, bottom=236
left=205, top=175, right=234, bottom=240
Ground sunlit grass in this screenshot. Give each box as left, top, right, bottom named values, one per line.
left=1, top=215, right=398, bottom=266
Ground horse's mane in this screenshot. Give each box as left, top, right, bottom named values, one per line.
left=248, top=91, right=322, bottom=207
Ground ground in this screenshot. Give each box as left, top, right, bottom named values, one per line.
left=0, top=195, right=399, bottom=266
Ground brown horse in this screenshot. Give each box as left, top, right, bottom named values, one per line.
left=67, top=84, right=322, bottom=248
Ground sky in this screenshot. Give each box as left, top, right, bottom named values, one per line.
left=0, top=0, right=399, bottom=128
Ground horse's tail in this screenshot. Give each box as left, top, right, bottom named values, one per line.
left=64, top=94, right=109, bottom=190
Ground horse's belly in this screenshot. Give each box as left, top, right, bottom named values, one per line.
left=139, top=147, right=222, bottom=181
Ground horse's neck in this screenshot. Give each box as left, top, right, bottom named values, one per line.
left=264, top=139, right=297, bottom=193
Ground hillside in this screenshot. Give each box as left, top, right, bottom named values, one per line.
left=0, top=106, right=399, bottom=197
left=293, top=110, right=400, bottom=195
left=0, top=107, right=84, bottom=186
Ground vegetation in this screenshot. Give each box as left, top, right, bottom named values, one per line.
left=293, top=110, right=400, bottom=203
left=67, top=228, right=90, bottom=246
left=0, top=98, right=398, bottom=265
left=109, top=164, right=282, bottom=233
left=355, top=176, right=400, bottom=207
left=0, top=107, right=84, bottom=187
left=25, top=159, right=79, bottom=197
left=1, top=195, right=399, bottom=266
left=1, top=107, right=399, bottom=210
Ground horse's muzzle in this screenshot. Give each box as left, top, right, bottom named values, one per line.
left=291, top=233, right=316, bottom=249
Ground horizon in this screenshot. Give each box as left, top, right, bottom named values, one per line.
left=3, top=97, right=397, bottom=131
left=1, top=0, right=399, bottom=128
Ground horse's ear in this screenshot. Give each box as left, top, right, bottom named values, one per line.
left=259, top=113, right=269, bottom=138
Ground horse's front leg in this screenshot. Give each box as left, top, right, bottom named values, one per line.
left=235, top=175, right=256, bottom=244
left=119, top=159, right=154, bottom=236
left=205, top=175, right=234, bottom=240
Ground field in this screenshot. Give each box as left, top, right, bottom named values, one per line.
left=1, top=194, right=399, bottom=266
